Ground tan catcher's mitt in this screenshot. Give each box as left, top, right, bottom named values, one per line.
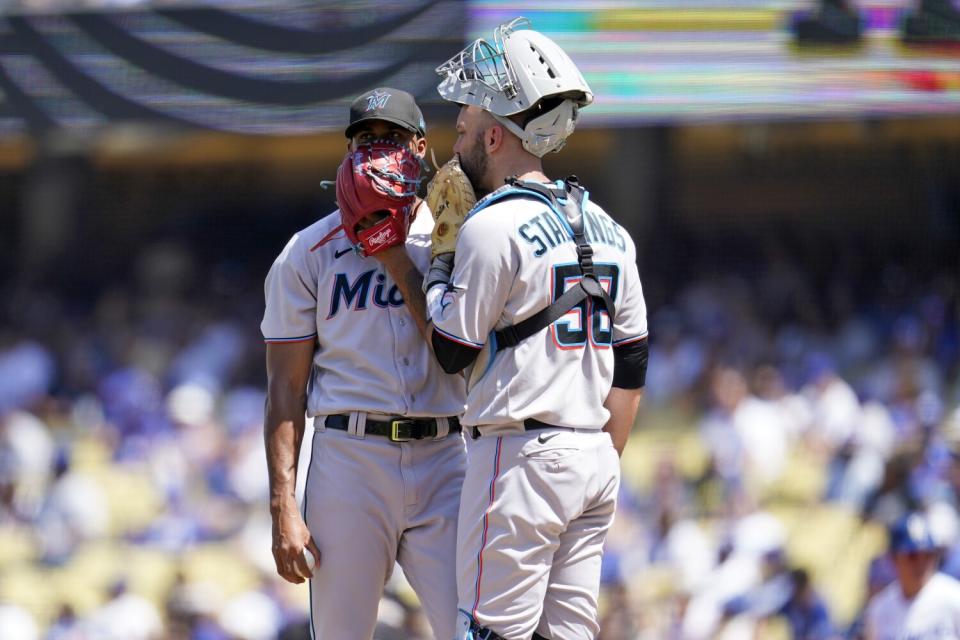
left=425, top=157, right=476, bottom=258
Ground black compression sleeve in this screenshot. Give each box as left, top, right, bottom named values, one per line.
left=612, top=337, right=648, bottom=389
left=431, top=329, right=481, bottom=374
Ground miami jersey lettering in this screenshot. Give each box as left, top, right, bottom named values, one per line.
left=328, top=270, right=405, bottom=317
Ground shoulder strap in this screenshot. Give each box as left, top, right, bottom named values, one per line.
left=493, top=176, right=616, bottom=349
left=466, top=183, right=554, bottom=221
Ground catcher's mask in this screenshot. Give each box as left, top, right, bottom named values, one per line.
left=435, top=17, right=593, bottom=157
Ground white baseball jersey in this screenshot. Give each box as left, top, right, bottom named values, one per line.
left=864, top=572, right=960, bottom=639
left=261, top=204, right=465, bottom=418
left=428, top=186, right=648, bottom=429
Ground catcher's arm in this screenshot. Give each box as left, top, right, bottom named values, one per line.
left=604, top=387, right=644, bottom=457
left=604, top=336, right=648, bottom=456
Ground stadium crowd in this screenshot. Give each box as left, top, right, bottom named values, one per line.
left=0, top=231, right=957, bottom=639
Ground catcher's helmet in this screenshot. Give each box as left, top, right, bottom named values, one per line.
left=435, top=18, right=592, bottom=157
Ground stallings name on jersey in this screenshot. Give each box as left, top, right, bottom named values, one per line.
left=519, top=207, right=626, bottom=257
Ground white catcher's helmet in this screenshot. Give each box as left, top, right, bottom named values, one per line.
left=436, top=18, right=593, bottom=157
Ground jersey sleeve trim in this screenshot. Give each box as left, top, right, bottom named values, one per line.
left=612, top=333, right=648, bottom=346
left=309, top=224, right=345, bottom=251
left=433, top=325, right=484, bottom=349
left=263, top=333, right=317, bottom=344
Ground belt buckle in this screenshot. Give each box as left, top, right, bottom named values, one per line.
left=390, top=419, right=415, bottom=442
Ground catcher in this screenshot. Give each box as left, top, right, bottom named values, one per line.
left=262, top=87, right=467, bottom=640
left=376, top=18, right=648, bottom=640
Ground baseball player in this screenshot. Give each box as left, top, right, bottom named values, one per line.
left=262, top=87, right=467, bottom=640
left=375, top=20, right=648, bottom=640
left=863, top=512, right=960, bottom=639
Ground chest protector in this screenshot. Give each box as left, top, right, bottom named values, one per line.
left=470, top=175, right=616, bottom=349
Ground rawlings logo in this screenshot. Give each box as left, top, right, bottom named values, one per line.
left=365, top=90, right=391, bottom=111
left=367, top=226, right=398, bottom=246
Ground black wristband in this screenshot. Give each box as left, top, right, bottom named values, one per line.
left=424, top=252, right=455, bottom=292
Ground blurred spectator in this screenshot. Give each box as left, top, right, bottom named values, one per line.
left=863, top=315, right=943, bottom=433
left=863, top=512, right=960, bottom=639
left=167, top=321, right=245, bottom=393
left=804, top=353, right=860, bottom=456
left=861, top=449, right=924, bottom=528
left=936, top=434, right=960, bottom=581
left=46, top=604, right=83, bottom=640
left=681, top=511, right=783, bottom=639
left=734, top=549, right=794, bottom=620
left=0, top=341, right=56, bottom=413
left=0, top=410, right=55, bottom=521
left=98, top=366, right=170, bottom=460
left=831, top=402, right=896, bottom=509
left=778, top=569, right=834, bottom=640
left=0, top=601, right=39, bottom=640
left=165, top=571, right=227, bottom=640
left=699, top=366, right=789, bottom=503
left=847, top=552, right=898, bottom=639
left=217, top=586, right=283, bottom=640
left=34, top=447, right=108, bottom=563
left=646, top=310, right=707, bottom=407
left=697, top=368, right=749, bottom=511
left=752, top=364, right=812, bottom=443
left=83, top=579, right=163, bottom=640
left=598, top=582, right=641, bottom=639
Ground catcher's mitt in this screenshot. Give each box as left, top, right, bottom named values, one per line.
left=425, top=156, right=476, bottom=258
left=336, top=140, right=422, bottom=256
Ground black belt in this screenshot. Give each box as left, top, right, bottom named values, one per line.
left=524, top=418, right=564, bottom=431
left=468, top=620, right=506, bottom=640
left=466, top=620, right=550, bottom=640
left=324, top=414, right=460, bottom=442
left=471, top=418, right=570, bottom=439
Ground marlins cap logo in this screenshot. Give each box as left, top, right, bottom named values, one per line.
left=365, top=90, right=391, bottom=111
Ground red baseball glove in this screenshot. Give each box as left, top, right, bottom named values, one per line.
left=335, top=140, right=422, bottom=256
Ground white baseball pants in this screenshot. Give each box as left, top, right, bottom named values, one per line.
left=303, top=425, right=466, bottom=639
left=456, top=428, right=620, bottom=640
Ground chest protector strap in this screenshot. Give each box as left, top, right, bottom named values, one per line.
left=492, top=176, right=616, bottom=349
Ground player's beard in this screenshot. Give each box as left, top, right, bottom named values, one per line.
left=458, top=132, right=490, bottom=199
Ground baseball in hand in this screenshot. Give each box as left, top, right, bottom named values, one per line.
left=302, top=547, right=318, bottom=577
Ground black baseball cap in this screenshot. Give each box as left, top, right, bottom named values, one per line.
left=345, top=87, right=426, bottom=138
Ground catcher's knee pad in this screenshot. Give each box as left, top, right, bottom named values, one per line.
left=532, top=634, right=552, bottom=640
left=455, top=610, right=508, bottom=640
